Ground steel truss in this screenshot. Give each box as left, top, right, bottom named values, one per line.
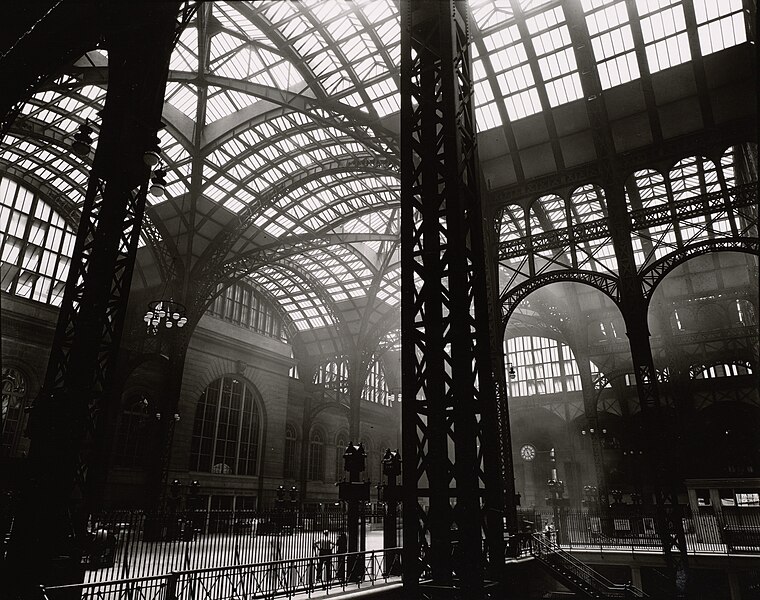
left=4, top=3, right=188, bottom=594
left=400, top=1, right=512, bottom=597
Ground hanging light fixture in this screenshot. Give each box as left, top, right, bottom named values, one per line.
left=150, top=167, right=167, bottom=197
left=507, top=362, right=517, bottom=380
left=144, top=298, right=188, bottom=335
left=71, top=121, right=95, bottom=156
left=143, top=136, right=162, bottom=167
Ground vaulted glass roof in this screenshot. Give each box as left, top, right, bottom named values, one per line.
left=0, top=0, right=753, bottom=357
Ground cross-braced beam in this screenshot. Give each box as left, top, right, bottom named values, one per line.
left=400, top=1, right=514, bottom=597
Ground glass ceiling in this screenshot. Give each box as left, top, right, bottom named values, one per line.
left=0, top=0, right=751, bottom=349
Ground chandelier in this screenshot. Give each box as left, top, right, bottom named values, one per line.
left=144, top=299, right=187, bottom=335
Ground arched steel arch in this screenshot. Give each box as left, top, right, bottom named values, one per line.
left=500, top=270, right=621, bottom=326
left=244, top=258, right=355, bottom=357
left=641, top=238, right=760, bottom=303
left=194, top=158, right=399, bottom=275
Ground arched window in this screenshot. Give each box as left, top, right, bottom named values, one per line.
left=283, top=424, right=297, bottom=479
left=362, top=356, right=389, bottom=406
left=307, top=429, right=324, bottom=481
left=506, top=336, right=605, bottom=397
left=693, top=362, right=753, bottom=379
left=0, top=177, right=76, bottom=306
left=335, top=432, right=347, bottom=481
left=113, top=395, right=150, bottom=468
left=207, top=281, right=286, bottom=340
left=190, top=376, right=261, bottom=476
left=1, top=367, right=29, bottom=457
left=313, top=357, right=349, bottom=402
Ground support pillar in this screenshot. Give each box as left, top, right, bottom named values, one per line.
left=4, top=5, right=184, bottom=595
left=630, top=566, right=643, bottom=591
left=401, top=1, right=508, bottom=596
left=605, top=180, right=691, bottom=597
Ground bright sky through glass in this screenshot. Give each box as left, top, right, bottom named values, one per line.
left=0, top=1, right=750, bottom=327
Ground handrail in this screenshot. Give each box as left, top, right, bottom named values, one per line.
left=41, top=546, right=403, bottom=600
left=530, top=533, right=647, bottom=598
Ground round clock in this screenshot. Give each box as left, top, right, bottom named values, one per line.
left=520, top=444, right=536, bottom=461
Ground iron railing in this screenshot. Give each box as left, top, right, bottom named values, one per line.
left=531, top=533, right=646, bottom=599
left=40, top=547, right=403, bottom=600
left=73, top=509, right=352, bottom=583
left=516, top=507, right=760, bottom=555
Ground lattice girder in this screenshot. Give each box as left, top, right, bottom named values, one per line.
left=401, top=1, right=507, bottom=596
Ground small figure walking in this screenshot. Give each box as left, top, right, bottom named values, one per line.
left=544, top=520, right=556, bottom=545
left=312, top=530, right=334, bottom=583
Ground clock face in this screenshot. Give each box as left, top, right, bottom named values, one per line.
left=520, top=444, right=536, bottom=461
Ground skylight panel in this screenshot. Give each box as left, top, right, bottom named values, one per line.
left=585, top=1, right=639, bottom=89
left=310, top=0, right=344, bottom=22
left=266, top=55, right=304, bottom=89
left=170, top=27, right=198, bottom=72
left=205, top=90, right=239, bottom=123
left=223, top=197, right=245, bottom=214
left=164, top=82, right=197, bottom=119
left=484, top=24, right=543, bottom=120
left=218, top=2, right=272, bottom=44
left=262, top=1, right=298, bottom=24
left=325, top=14, right=361, bottom=42
left=693, top=0, right=746, bottom=56
left=637, top=1, right=691, bottom=72
left=525, top=8, right=583, bottom=108
left=471, top=0, right=513, bottom=31
left=476, top=102, right=502, bottom=132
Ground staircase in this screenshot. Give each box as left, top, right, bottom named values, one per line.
left=529, top=533, right=648, bottom=599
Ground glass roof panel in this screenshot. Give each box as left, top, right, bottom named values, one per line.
left=170, top=27, right=198, bottom=72
left=638, top=1, right=691, bottom=73
left=215, top=3, right=276, bottom=45
left=693, top=0, right=746, bottom=56
left=164, top=82, right=198, bottom=118
left=253, top=264, right=336, bottom=330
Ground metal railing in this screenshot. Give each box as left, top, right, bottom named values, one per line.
left=531, top=533, right=646, bottom=599
left=73, top=509, right=351, bottom=583
left=516, top=508, right=760, bottom=556
left=40, top=547, right=403, bottom=600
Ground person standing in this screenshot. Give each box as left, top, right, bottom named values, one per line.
left=312, top=530, right=334, bottom=583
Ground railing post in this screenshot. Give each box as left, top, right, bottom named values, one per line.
left=165, top=572, right=178, bottom=600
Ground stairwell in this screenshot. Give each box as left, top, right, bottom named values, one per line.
left=529, top=533, right=648, bottom=599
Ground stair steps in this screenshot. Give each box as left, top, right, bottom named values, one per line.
left=529, top=533, right=648, bottom=600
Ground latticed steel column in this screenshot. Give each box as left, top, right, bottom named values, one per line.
left=605, top=181, right=691, bottom=597
left=400, top=1, right=509, bottom=596
left=4, top=3, right=186, bottom=594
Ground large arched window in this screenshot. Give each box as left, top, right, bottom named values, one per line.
left=207, top=281, right=286, bottom=341
left=283, top=423, right=297, bottom=479
left=0, top=177, right=76, bottom=306
left=506, top=335, right=604, bottom=397
left=113, top=396, right=151, bottom=468
left=190, top=376, right=261, bottom=476
left=307, top=428, right=324, bottom=481
left=1, top=367, right=29, bottom=457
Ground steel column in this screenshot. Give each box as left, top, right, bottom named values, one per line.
left=401, top=1, right=508, bottom=596
left=4, top=3, right=186, bottom=595
left=605, top=181, right=691, bottom=598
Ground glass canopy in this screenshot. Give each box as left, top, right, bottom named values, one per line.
left=0, top=0, right=751, bottom=348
